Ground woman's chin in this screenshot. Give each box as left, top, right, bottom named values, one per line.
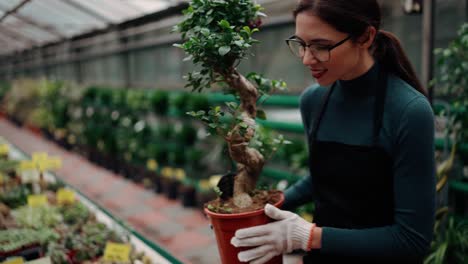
left=315, top=78, right=335, bottom=86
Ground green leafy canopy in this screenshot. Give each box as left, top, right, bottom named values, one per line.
left=173, top=0, right=265, bottom=92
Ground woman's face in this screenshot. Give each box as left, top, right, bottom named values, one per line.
left=295, top=12, right=371, bottom=86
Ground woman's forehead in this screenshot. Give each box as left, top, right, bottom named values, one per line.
left=294, top=13, right=343, bottom=43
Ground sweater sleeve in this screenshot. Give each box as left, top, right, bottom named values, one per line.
left=283, top=174, right=314, bottom=211
left=320, top=97, right=436, bottom=260
left=282, top=86, right=321, bottom=211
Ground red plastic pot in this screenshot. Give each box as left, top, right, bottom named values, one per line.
left=204, top=192, right=284, bottom=264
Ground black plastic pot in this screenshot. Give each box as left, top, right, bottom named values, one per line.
left=153, top=174, right=164, bottom=194
left=180, top=184, right=197, bottom=207
left=164, top=178, right=180, bottom=200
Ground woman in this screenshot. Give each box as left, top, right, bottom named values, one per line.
left=230, top=0, right=435, bottom=263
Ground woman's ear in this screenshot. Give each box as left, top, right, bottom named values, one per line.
left=358, top=26, right=377, bottom=49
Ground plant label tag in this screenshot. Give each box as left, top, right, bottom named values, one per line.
left=174, top=168, right=186, bottom=181
left=18, top=160, right=37, bottom=171
left=27, top=194, right=48, bottom=207
left=32, top=152, right=48, bottom=165
left=38, top=157, right=62, bottom=172
left=57, top=188, right=75, bottom=204
left=147, top=159, right=158, bottom=171
left=2, top=257, right=25, bottom=264
left=0, top=144, right=9, bottom=155
left=103, top=242, right=131, bottom=262
left=161, top=167, right=173, bottom=178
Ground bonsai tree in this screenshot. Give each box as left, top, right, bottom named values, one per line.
left=173, top=0, right=288, bottom=209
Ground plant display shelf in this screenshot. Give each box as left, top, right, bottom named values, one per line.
left=4, top=140, right=184, bottom=264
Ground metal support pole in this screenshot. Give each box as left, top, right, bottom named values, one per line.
left=422, top=0, right=435, bottom=104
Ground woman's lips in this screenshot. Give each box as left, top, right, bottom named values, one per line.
left=311, top=69, right=327, bottom=79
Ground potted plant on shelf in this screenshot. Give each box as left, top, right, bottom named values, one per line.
left=174, top=0, right=289, bottom=263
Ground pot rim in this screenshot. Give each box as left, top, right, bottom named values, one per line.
left=204, top=192, right=284, bottom=219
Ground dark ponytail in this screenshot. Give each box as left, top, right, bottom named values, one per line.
left=293, top=0, right=427, bottom=97
left=372, top=30, right=426, bottom=96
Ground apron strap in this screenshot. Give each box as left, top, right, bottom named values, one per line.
left=310, top=82, right=336, bottom=143
left=310, top=65, right=388, bottom=147
left=372, top=67, right=388, bottom=146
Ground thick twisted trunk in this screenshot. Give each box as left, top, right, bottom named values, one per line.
left=222, top=69, right=265, bottom=208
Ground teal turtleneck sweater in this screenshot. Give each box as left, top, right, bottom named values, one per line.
left=284, top=63, right=435, bottom=258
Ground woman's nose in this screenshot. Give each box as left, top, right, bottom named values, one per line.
left=302, top=49, right=319, bottom=66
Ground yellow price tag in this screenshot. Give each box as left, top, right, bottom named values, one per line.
left=174, top=168, right=186, bottom=181
left=27, top=195, right=48, bottom=207
left=103, top=242, right=131, bottom=263
left=0, top=144, right=9, bottom=155
left=47, top=157, right=62, bottom=170
left=198, top=179, right=210, bottom=191
left=38, top=158, right=62, bottom=172
left=32, top=152, right=48, bottom=165
left=19, top=161, right=37, bottom=171
left=147, top=159, right=158, bottom=171
left=57, top=188, right=75, bottom=205
left=209, top=174, right=222, bottom=188
left=161, top=167, right=173, bottom=178
left=1, top=257, right=24, bottom=264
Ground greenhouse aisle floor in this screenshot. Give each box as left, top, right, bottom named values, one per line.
left=0, top=118, right=302, bottom=264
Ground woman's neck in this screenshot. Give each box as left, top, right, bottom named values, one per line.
left=340, top=53, right=375, bottom=81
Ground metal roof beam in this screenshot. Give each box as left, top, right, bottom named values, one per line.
left=0, top=3, right=65, bottom=39
left=0, top=24, right=37, bottom=46
left=0, top=0, right=32, bottom=23
left=61, top=0, right=114, bottom=24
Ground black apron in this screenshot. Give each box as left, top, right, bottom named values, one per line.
left=303, top=69, right=422, bottom=264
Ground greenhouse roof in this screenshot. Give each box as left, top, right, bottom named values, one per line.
left=0, top=0, right=184, bottom=54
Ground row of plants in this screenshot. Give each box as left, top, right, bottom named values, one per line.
left=0, top=144, right=153, bottom=263
left=0, top=79, right=311, bottom=215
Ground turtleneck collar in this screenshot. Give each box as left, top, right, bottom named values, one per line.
left=336, top=62, right=380, bottom=97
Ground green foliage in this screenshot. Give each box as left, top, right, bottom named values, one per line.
left=60, top=203, right=90, bottom=225
left=0, top=185, right=29, bottom=209
left=0, top=228, right=58, bottom=253
left=173, top=0, right=264, bottom=92
left=250, top=126, right=292, bottom=161
left=150, top=90, right=170, bottom=115
left=0, top=81, right=10, bottom=101
left=425, top=217, right=468, bottom=264
left=432, top=23, right=468, bottom=142
left=433, top=23, right=468, bottom=98
left=187, top=105, right=229, bottom=136
left=12, top=205, right=62, bottom=229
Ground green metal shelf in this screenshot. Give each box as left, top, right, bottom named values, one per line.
left=450, top=180, right=468, bottom=194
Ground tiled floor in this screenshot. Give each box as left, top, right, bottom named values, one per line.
left=0, top=118, right=302, bottom=264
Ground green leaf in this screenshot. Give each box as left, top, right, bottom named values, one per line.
left=218, top=46, right=231, bottom=56
left=234, top=40, right=244, bottom=47
left=219, top=19, right=230, bottom=29
left=242, top=26, right=251, bottom=35
left=256, top=109, right=266, bottom=120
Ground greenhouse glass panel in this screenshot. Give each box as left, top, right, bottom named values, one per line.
left=0, top=0, right=24, bottom=10
left=66, top=0, right=138, bottom=24
left=3, top=16, right=57, bottom=43
left=19, top=0, right=108, bottom=37
left=122, top=0, right=170, bottom=15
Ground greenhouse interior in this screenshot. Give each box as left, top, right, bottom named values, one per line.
left=0, top=0, right=467, bottom=263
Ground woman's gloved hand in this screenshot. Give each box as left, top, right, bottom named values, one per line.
left=230, top=204, right=317, bottom=264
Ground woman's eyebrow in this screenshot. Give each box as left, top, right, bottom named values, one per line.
left=307, top=38, right=333, bottom=44
left=293, top=35, right=333, bottom=45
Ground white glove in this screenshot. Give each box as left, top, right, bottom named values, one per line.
left=230, top=204, right=314, bottom=264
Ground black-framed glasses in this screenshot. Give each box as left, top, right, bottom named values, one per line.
left=285, top=35, right=351, bottom=62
